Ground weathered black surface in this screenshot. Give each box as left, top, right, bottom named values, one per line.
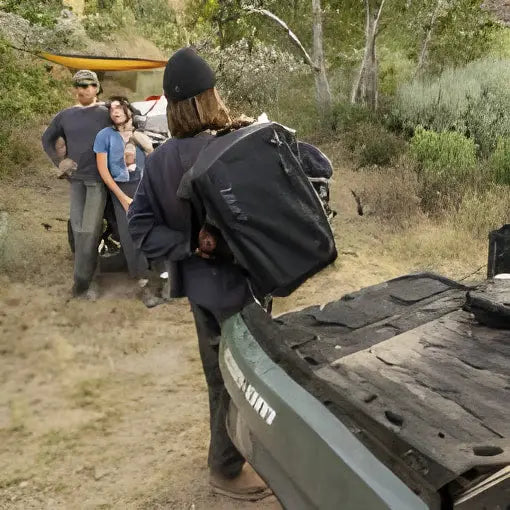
left=276, top=273, right=468, bottom=365
left=242, top=273, right=510, bottom=502
left=319, top=310, right=510, bottom=479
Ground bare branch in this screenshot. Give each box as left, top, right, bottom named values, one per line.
left=351, top=0, right=371, bottom=103
left=245, top=6, right=319, bottom=71
left=374, top=0, right=387, bottom=36
left=364, top=0, right=370, bottom=30
left=413, top=0, right=443, bottom=79
left=375, top=0, right=386, bottom=27
left=352, top=0, right=384, bottom=109
left=311, top=0, right=332, bottom=114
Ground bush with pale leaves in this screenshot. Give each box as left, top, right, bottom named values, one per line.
left=393, top=59, right=510, bottom=155
left=205, top=39, right=307, bottom=114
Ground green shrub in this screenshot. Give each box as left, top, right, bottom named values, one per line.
left=83, top=12, right=118, bottom=40
left=332, top=102, right=377, bottom=132
left=345, top=122, right=406, bottom=168
left=463, top=87, right=510, bottom=157
left=410, top=127, right=477, bottom=176
left=378, top=48, right=414, bottom=96
left=109, top=0, right=135, bottom=26
left=489, top=137, right=510, bottom=185
left=0, top=39, right=68, bottom=119
left=410, top=127, right=478, bottom=211
left=83, top=0, right=182, bottom=50
left=129, top=0, right=176, bottom=28
left=132, top=0, right=185, bottom=52
left=83, top=0, right=136, bottom=40
left=265, top=73, right=320, bottom=140
left=394, top=59, right=510, bottom=155
left=2, top=0, right=62, bottom=27
left=204, top=40, right=309, bottom=118
left=0, top=38, right=70, bottom=177
left=332, top=101, right=406, bottom=167
left=138, top=21, right=183, bottom=54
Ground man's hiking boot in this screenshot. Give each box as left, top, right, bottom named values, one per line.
left=84, top=282, right=100, bottom=301
left=72, top=278, right=91, bottom=298
left=209, top=463, right=273, bottom=501
left=72, top=281, right=99, bottom=301
left=140, top=286, right=165, bottom=308
left=138, top=278, right=165, bottom=308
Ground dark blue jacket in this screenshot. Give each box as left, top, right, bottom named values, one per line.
left=127, top=135, right=251, bottom=311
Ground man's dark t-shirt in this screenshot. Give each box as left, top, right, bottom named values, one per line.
left=42, top=104, right=110, bottom=181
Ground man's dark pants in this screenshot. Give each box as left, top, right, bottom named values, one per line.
left=191, top=303, right=246, bottom=479
left=69, top=180, right=106, bottom=293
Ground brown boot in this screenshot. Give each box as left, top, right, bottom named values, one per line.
left=209, top=463, right=273, bottom=501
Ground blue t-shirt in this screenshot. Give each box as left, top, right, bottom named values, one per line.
left=93, top=127, right=145, bottom=182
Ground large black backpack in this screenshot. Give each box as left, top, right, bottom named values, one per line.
left=178, top=122, right=337, bottom=297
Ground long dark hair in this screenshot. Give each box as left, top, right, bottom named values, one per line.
left=166, top=88, right=232, bottom=138
left=106, top=95, right=141, bottom=127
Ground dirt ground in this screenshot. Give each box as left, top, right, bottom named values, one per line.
left=0, top=153, right=486, bottom=509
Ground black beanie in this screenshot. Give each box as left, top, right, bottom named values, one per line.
left=163, top=47, right=216, bottom=102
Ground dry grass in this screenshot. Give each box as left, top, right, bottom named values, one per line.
left=314, top=140, right=500, bottom=284
left=0, top=122, right=53, bottom=180
left=451, top=185, right=510, bottom=239
left=384, top=174, right=510, bottom=279
left=355, top=164, right=423, bottom=227
left=386, top=221, right=487, bottom=279
left=168, top=0, right=188, bottom=11
left=0, top=176, right=72, bottom=284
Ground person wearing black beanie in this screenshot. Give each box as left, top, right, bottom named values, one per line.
left=128, top=48, right=271, bottom=501
left=163, top=47, right=216, bottom=102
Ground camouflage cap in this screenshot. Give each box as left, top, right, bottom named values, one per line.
left=72, top=69, right=99, bottom=87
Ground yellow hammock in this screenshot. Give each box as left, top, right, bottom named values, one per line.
left=39, top=52, right=167, bottom=71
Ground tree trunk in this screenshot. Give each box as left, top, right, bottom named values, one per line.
left=351, top=1, right=372, bottom=105
left=413, top=0, right=443, bottom=79
left=312, top=0, right=332, bottom=118
left=246, top=6, right=332, bottom=120
left=351, top=0, right=385, bottom=110
left=364, top=33, right=378, bottom=110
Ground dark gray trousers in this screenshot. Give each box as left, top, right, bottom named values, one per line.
left=110, top=181, right=147, bottom=278
left=70, top=180, right=106, bottom=293
left=191, top=303, right=246, bottom=479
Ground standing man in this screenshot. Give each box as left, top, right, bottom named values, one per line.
left=128, top=48, right=271, bottom=501
left=42, top=70, right=110, bottom=298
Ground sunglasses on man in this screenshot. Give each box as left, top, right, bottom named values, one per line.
left=74, top=82, right=98, bottom=89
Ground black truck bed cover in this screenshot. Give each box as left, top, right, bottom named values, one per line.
left=241, top=273, right=510, bottom=506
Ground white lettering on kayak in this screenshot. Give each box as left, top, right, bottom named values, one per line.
left=224, top=347, right=276, bottom=426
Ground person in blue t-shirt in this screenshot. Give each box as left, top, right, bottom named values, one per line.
left=94, top=97, right=153, bottom=280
